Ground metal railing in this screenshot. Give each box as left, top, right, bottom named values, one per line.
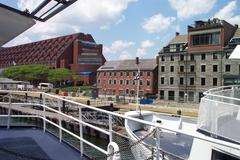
left=0, top=90, right=239, bottom=160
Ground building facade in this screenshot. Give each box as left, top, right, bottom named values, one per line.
left=97, top=59, right=158, bottom=97
left=158, top=19, right=240, bottom=103
left=0, top=33, right=106, bottom=85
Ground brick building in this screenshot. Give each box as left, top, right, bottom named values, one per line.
left=158, top=19, right=240, bottom=103
left=0, top=33, right=106, bottom=85
left=97, top=59, right=158, bottom=97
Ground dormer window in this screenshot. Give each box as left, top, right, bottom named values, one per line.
left=191, top=32, right=220, bottom=46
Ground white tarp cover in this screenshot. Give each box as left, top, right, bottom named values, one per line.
left=0, top=6, right=35, bottom=46
left=198, top=95, right=240, bottom=143
left=229, top=45, right=240, bottom=59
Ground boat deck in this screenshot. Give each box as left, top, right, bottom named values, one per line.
left=0, top=127, right=88, bottom=160
left=134, top=130, right=193, bottom=159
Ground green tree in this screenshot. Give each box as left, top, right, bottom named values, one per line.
left=1, top=64, right=49, bottom=84
left=48, top=68, right=76, bottom=86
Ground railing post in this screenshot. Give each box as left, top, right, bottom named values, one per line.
left=79, top=106, right=83, bottom=156
left=42, top=94, right=46, bottom=133
left=58, top=99, right=62, bottom=143
left=155, top=127, right=161, bottom=160
left=109, top=114, right=113, bottom=142
left=7, top=93, right=12, bottom=129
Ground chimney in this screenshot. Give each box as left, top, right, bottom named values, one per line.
left=176, top=32, right=180, bottom=36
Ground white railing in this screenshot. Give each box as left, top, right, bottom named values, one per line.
left=0, top=90, right=239, bottom=159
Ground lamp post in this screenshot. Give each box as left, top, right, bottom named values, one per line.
left=136, top=57, right=140, bottom=111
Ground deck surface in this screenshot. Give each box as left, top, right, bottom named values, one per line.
left=0, top=127, right=88, bottom=160
left=134, top=130, right=193, bottom=159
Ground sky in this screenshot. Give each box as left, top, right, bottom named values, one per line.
left=1, top=0, right=240, bottom=60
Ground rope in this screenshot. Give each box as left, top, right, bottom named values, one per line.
left=91, top=128, right=156, bottom=160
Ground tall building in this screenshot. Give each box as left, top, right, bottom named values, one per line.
left=0, top=33, right=106, bottom=85
left=158, top=19, right=240, bottom=103
left=97, top=59, right=158, bottom=97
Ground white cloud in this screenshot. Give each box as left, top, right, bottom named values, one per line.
left=214, top=1, right=240, bottom=25
left=4, top=35, right=32, bottom=47
left=143, top=14, right=176, bottom=33
left=6, top=0, right=137, bottom=46
left=168, top=0, right=217, bottom=19
left=119, top=51, right=133, bottom=60
left=104, top=40, right=135, bottom=54
left=136, top=40, right=155, bottom=57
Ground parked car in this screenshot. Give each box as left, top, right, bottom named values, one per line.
left=38, top=83, right=53, bottom=90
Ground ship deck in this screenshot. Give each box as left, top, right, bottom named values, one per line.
left=134, top=130, right=193, bottom=159
left=0, top=127, right=88, bottom=160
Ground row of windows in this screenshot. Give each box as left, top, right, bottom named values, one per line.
left=160, top=77, right=218, bottom=86
left=98, top=79, right=151, bottom=86
left=159, top=90, right=204, bottom=102
left=98, top=71, right=151, bottom=77
left=160, top=52, right=230, bottom=62
left=160, top=64, right=231, bottom=73
left=100, top=89, right=149, bottom=96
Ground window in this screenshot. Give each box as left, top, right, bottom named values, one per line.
left=114, top=80, right=117, bottom=84
left=180, top=77, right=184, bottom=85
left=213, top=78, right=218, bottom=86
left=160, top=77, right=164, bottom=84
left=168, top=91, right=175, bottom=101
left=212, top=150, right=239, bottom=160
left=120, top=72, right=123, bottom=76
left=191, top=32, right=220, bottom=46
left=147, top=80, right=151, bottom=86
left=133, top=72, right=136, bottom=76
left=140, top=80, right=143, bottom=86
left=170, top=77, right=174, bottom=85
left=147, top=72, right=151, bottom=76
left=213, top=53, right=218, bottom=59
left=201, top=65, right=206, bottom=72
left=170, top=44, right=176, bottom=52
left=180, top=66, right=184, bottom=72
left=180, top=55, right=184, bottom=61
left=201, top=54, right=206, bottom=60
left=104, top=72, right=106, bottom=76
left=161, top=56, right=165, bottom=61
left=109, top=72, right=112, bottom=76
left=114, top=72, right=117, bottom=76
left=170, top=66, right=174, bottom=72
left=190, top=78, right=194, bottom=85
left=190, top=54, right=194, bottom=60
left=190, top=65, right=195, bottom=72
left=188, top=92, right=194, bottom=102
left=161, top=66, right=165, bottom=72
left=179, top=91, right=185, bottom=102
left=140, top=72, right=143, bottom=76
left=133, top=80, right=136, bottom=85
left=120, top=80, right=123, bottom=85
left=126, top=89, right=129, bottom=95
left=126, top=80, right=129, bottom=85
left=201, top=78, right=206, bottom=86
left=213, top=65, right=218, bottom=72
left=170, top=55, right=174, bottom=61
left=108, top=80, right=111, bottom=84
left=159, top=90, right=164, bottom=100
left=98, top=80, right=100, bottom=84
left=225, top=65, right=231, bottom=72
left=126, top=72, right=129, bottom=76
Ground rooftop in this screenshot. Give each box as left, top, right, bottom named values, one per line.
left=169, top=35, right=188, bottom=44
left=97, top=59, right=158, bottom=71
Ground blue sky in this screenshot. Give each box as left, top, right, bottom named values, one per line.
left=1, top=0, right=240, bottom=60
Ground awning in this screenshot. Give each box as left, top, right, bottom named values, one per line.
left=0, top=4, right=36, bottom=46
left=229, top=45, right=240, bottom=59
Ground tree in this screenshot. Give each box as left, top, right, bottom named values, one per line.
left=1, top=64, right=49, bottom=84
left=48, top=68, right=77, bottom=86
